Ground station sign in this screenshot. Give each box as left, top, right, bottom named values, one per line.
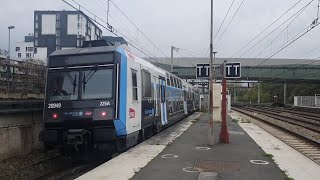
left=196, top=64, right=210, bottom=79
left=225, top=62, right=241, bottom=79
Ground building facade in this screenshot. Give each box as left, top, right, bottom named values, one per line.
left=15, top=35, right=35, bottom=60
left=33, top=11, right=103, bottom=61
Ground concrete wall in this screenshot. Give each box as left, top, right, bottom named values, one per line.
left=0, top=111, right=43, bottom=161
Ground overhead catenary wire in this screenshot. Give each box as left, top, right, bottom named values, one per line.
left=212, top=0, right=236, bottom=44
left=245, top=2, right=311, bottom=66
left=62, top=0, right=163, bottom=64
left=230, top=0, right=305, bottom=59
left=254, top=20, right=320, bottom=68
left=108, top=0, right=169, bottom=58
left=94, top=0, right=164, bottom=59
left=213, top=0, right=246, bottom=50
left=237, top=0, right=313, bottom=61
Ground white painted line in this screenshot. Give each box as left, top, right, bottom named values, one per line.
left=234, top=113, right=320, bottom=180
left=250, top=160, right=269, bottom=165
left=182, top=167, right=203, bottom=173
left=161, top=154, right=178, bottom=159
left=77, top=113, right=202, bottom=180
left=195, top=147, right=211, bottom=150
left=198, top=172, right=218, bottom=180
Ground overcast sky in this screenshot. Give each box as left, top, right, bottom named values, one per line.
left=1, top=0, right=320, bottom=61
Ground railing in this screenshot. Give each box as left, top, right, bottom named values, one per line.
left=294, top=95, right=320, bottom=108
left=0, top=58, right=46, bottom=99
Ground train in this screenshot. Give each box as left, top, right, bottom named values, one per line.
left=39, top=40, right=200, bottom=158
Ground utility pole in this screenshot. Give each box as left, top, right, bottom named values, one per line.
left=258, top=83, right=261, bottom=104
left=213, top=52, right=217, bottom=83
left=208, top=0, right=215, bottom=146
left=284, top=82, right=287, bottom=105
left=171, top=46, right=174, bottom=73
left=7, top=25, right=15, bottom=94
left=219, top=60, right=229, bottom=144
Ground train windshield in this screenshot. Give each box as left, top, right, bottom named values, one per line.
left=81, top=69, right=113, bottom=100
left=47, top=71, right=79, bottom=101
left=46, top=68, right=114, bottom=101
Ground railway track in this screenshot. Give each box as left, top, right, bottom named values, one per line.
left=0, top=150, right=106, bottom=180
left=250, top=105, right=320, bottom=122
left=232, top=106, right=320, bottom=165
left=236, top=106, right=320, bottom=133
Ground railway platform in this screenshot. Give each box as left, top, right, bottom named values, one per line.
left=132, top=113, right=286, bottom=180
left=78, top=112, right=289, bottom=180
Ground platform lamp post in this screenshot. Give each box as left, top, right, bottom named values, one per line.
left=7, top=25, right=15, bottom=94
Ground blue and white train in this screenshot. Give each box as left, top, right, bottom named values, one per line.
left=40, top=41, right=200, bottom=156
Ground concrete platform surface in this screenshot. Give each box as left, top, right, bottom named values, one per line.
left=133, top=113, right=286, bottom=180
left=230, top=112, right=320, bottom=180
left=77, top=113, right=202, bottom=180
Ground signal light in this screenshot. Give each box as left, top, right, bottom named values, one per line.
left=52, top=113, right=59, bottom=119
left=101, top=111, right=107, bottom=118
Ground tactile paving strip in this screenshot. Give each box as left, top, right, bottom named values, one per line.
left=194, top=160, right=240, bottom=172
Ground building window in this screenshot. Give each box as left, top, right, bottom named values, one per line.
left=77, top=23, right=82, bottom=30
left=26, top=53, right=31, bottom=59
left=27, top=47, right=34, bottom=52
left=35, top=39, right=38, bottom=46
left=56, top=13, right=60, bottom=20
left=142, top=70, right=152, bottom=98
left=35, top=31, right=38, bottom=38
left=77, top=39, right=80, bottom=47
left=56, top=38, right=60, bottom=45
left=35, top=14, right=39, bottom=21
left=56, top=29, right=60, bottom=37
left=16, top=47, right=20, bottom=52
left=56, top=22, right=60, bottom=28
left=34, top=48, right=37, bottom=54
left=131, top=69, right=138, bottom=101
left=18, top=53, right=21, bottom=58
left=35, top=22, right=38, bottom=29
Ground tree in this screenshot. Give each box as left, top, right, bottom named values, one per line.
left=0, top=49, right=8, bottom=56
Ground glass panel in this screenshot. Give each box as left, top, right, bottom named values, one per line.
left=82, top=69, right=113, bottom=100
left=142, top=70, right=151, bottom=98
left=47, top=71, right=79, bottom=101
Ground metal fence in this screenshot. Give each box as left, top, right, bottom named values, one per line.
left=0, top=58, right=46, bottom=99
left=294, top=95, right=320, bottom=107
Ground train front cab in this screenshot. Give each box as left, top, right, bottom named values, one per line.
left=40, top=47, right=131, bottom=154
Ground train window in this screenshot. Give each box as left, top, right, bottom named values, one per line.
left=142, top=70, right=152, bottom=98
left=82, top=69, right=113, bottom=100
left=166, top=73, right=170, bottom=86
left=47, top=71, right=79, bottom=101
left=131, top=69, right=138, bottom=101
left=175, top=77, right=179, bottom=88
left=170, top=76, right=174, bottom=87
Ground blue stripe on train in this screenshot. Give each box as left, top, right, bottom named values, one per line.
left=113, top=47, right=127, bottom=136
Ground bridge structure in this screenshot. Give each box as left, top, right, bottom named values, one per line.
left=149, top=57, right=320, bottom=83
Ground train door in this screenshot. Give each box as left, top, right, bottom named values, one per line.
left=183, top=85, right=188, bottom=115
left=160, top=77, right=168, bottom=125
left=153, top=77, right=159, bottom=117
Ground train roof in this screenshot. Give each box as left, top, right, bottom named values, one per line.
left=50, top=46, right=118, bottom=57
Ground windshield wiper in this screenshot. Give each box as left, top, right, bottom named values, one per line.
left=66, top=72, right=77, bottom=95
left=83, top=69, right=98, bottom=93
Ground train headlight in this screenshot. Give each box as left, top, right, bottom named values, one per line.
left=52, top=113, right=59, bottom=120
left=101, top=111, right=107, bottom=118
